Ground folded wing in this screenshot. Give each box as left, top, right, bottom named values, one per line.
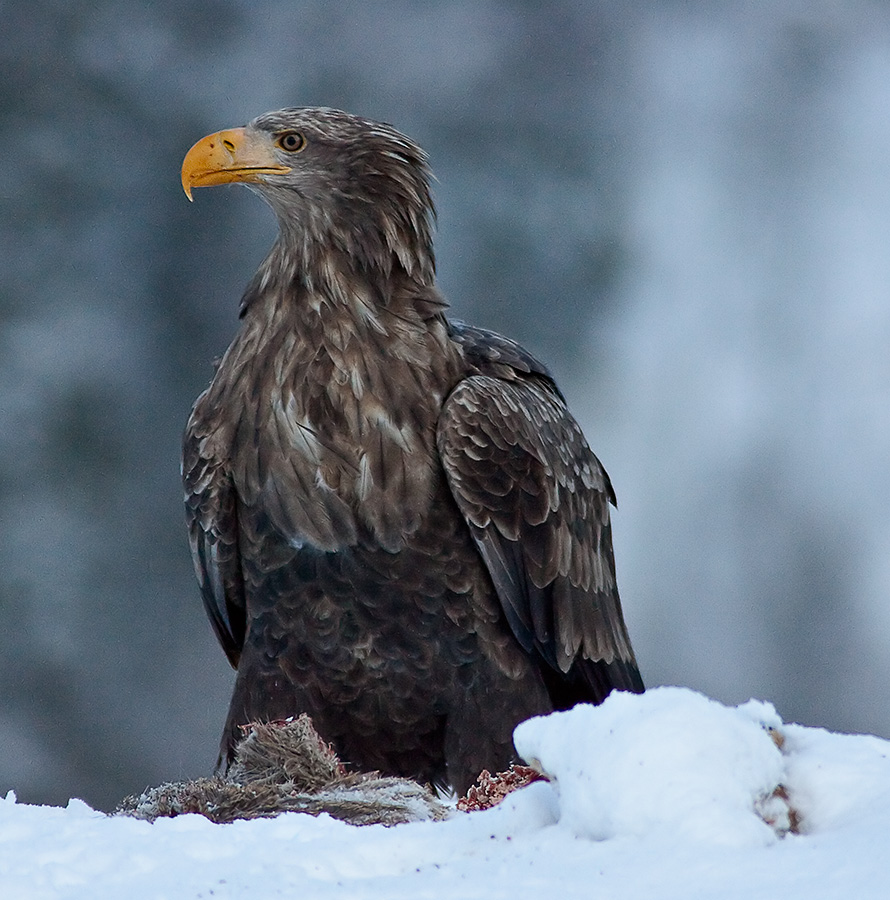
left=437, top=372, right=643, bottom=701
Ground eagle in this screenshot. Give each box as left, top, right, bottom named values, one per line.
left=180, top=107, right=643, bottom=794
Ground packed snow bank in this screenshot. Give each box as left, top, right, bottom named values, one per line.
left=3, top=687, right=890, bottom=899
left=515, top=687, right=791, bottom=845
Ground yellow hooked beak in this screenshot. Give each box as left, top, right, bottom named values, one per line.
left=180, top=127, right=292, bottom=200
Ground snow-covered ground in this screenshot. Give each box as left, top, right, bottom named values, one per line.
left=3, top=687, right=889, bottom=899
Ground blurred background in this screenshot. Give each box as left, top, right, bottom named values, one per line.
left=3, top=0, right=890, bottom=809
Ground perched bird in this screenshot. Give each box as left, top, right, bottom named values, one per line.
left=181, top=107, right=643, bottom=794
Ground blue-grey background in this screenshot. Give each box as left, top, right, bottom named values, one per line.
left=3, top=1, right=890, bottom=809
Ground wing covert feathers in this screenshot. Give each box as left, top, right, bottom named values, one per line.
left=183, top=409, right=246, bottom=667
left=438, top=374, right=642, bottom=695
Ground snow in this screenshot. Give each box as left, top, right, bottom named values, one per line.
left=515, top=688, right=790, bottom=845
left=3, top=687, right=890, bottom=899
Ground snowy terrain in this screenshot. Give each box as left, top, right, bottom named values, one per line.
left=2, top=687, right=889, bottom=899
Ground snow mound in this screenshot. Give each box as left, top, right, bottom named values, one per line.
left=514, top=686, right=890, bottom=847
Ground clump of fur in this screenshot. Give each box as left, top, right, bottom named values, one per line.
left=117, top=715, right=449, bottom=826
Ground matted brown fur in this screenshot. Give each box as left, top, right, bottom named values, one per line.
left=117, top=715, right=448, bottom=826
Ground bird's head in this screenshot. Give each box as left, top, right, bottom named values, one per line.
left=182, top=107, right=436, bottom=284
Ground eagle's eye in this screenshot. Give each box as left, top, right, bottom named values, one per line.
left=277, top=131, right=306, bottom=153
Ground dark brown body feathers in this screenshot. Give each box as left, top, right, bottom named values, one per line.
left=183, top=108, right=642, bottom=793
